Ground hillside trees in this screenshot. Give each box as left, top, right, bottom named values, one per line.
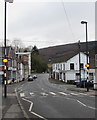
left=31, top=45, right=47, bottom=73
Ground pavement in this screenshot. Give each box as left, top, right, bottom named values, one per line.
left=1, top=78, right=97, bottom=120
left=1, top=81, right=28, bottom=120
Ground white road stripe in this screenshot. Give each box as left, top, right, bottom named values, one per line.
left=70, top=93, right=78, bottom=96
left=31, top=111, right=47, bottom=120
left=40, top=92, right=48, bottom=96
left=20, top=93, right=25, bottom=97
left=59, top=92, right=68, bottom=96
left=22, top=98, right=47, bottom=120
left=87, top=106, right=96, bottom=110
left=77, top=100, right=96, bottom=110
left=30, top=93, right=34, bottom=96
left=77, top=100, right=86, bottom=107
left=89, top=95, right=95, bottom=97
left=79, top=93, right=87, bottom=96
left=49, top=92, right=56, bottom=95
left=22, top=98, right=33, bottom=111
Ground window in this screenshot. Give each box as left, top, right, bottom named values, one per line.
left=80, top=63, right=84, bottom=69
left=61, top=64, right=62, bottom=70
left=63, top=64, right=65, bottom=70
left=70, top=63, right=74, bottom=70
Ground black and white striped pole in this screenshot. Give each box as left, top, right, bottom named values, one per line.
left=3, top=0, right=13, bottom=98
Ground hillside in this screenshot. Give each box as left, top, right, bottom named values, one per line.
left=39, top=41, right=97, bottom=69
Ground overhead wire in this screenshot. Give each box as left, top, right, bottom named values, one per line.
left=61, top=0, right=76, bottom=41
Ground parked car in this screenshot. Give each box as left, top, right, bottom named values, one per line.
left=28, top=75, right=33, bottom=81
left=76, top=79, right=93, bottom=88
left=33, top=75, right=37, bottom=79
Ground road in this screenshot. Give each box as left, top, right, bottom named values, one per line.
left=15, top=73, right=96, bottom=119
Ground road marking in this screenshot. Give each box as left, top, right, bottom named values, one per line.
left=70, top=93, right=78, bottom=96
left=77, top=100, right=96, bottom=110
left=77, top=100, right=86, bottom=107
left=79, top=93, right=87, bottom=96
left=22, top=98, right=33, bottom=111
left=59, top=92, right=68, bottom=96
left=22, top=98, right=47, bottom=120
left=20, top=93, right=25, bottom=97
left=30, top=111, right=48, bottom=120
left=89, top=95, right=95, bottom=97
left=40, top=92, right=48, bottom=96
left=15, top=88, right=29, bottom=119
left=49, top=92, right=56, bottom=95
left=30, top=92, right=34, bottom=96
left=87, top=106, right=96, bottom=110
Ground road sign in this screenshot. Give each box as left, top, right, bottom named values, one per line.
left=3, top=59, right=8, bottom=63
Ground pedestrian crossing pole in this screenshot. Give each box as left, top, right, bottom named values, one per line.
left=4, top=0, right=13, bottom=98
left=4, top=1, right=7, bottom=98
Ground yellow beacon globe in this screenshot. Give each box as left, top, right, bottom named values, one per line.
left=3, top=59, right=8, bottom=63
left=85, top=64, right=90, bottom=67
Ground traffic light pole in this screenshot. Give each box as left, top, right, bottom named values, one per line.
left=4, top=1, right=7, bottom=98
left=85, top=22, right=89, bottom=92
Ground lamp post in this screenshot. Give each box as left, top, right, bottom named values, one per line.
left=81, top=21, right=89, bottom=91
left=4, top=0, right=13, bottom=98
left=78, top=40, right=81, bottom=82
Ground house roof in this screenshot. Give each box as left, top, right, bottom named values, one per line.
left=0, top=46, right=15, bottom=58
left=53, top=52, right=86, bottom=64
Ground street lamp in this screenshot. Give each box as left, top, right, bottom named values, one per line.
left=81, top=20, right=89, bottom=91
left=4, top=0, right=13, bottom=98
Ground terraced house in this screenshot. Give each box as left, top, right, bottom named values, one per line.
left=0, top=47, right=18, bottom=84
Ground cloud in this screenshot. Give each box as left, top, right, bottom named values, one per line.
left=0, top=2, right=95, bottom=48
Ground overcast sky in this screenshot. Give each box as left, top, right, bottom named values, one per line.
left=0, top=0, right=96, bottom=49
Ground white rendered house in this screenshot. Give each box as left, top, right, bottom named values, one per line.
left=52, top=52, right=95, bottom=83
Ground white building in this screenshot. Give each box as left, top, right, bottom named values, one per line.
left=52, top=52, right=95, bottom=83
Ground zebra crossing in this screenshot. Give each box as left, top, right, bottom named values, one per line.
left=19, top=91, right=94, bottom=98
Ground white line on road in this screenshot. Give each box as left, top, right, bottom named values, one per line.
left=22, top=98, right=47, bottom=120
left=70, top=93, right=78, bottom=96
left=30, top=111, right=48, bottom=120
left=77, top=100, right=87, bottom=107
left=49, top=92, right=56, bottom=95
left=30, top=92, right=35, bottom=96
left=40, top=92, right=48, bottom=96
left=20, top=93, right=25, bottom=97
left=87, top=106, right=96, bottom=110
left=59, top=92, right=68, bottom=96
left=79, top=93, right=87, bottom=96
left=22, top=98, right=33, bottom=111
left=77, top=100, right=96, bottom=110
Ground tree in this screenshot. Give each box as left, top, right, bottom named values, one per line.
left=12, top=39, right=24, bottom=52
left=31, top=46, right=47, bottom=73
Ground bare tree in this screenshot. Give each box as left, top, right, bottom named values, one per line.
left=12, top=39, right=25, bottom=52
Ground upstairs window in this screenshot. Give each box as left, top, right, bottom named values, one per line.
left=70, top=63, right=74, bottom=70
left=80, top=63, right=84, bottom=69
